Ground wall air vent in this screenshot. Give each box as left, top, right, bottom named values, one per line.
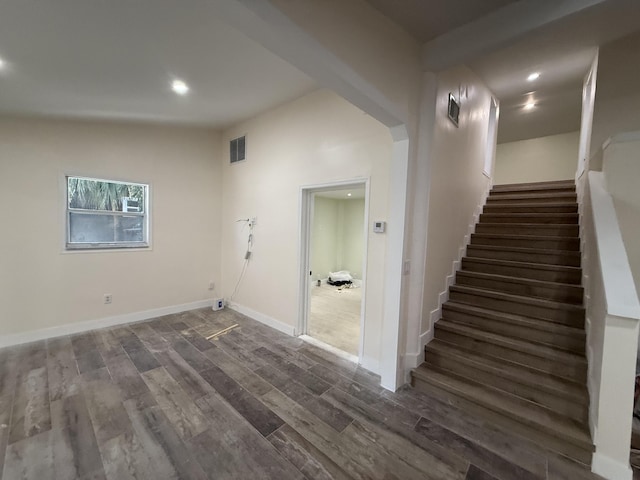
left=230, top=135, right=246, bottom=164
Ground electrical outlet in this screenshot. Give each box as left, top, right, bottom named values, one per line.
left=208, top=281, right=215, bottom=291
left=104, top=294, right=112, bottom=304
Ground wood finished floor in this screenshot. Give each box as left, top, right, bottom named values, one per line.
left=309, top=283, right=361, bottom=356
left=0, top=308, right=603, bottom=480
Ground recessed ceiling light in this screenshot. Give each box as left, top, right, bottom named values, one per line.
left=171, top=79, right=189, bottom=95
left=524, top=102, right=536, bottom=110
left=527, top=72, right=540, bottom=82
left=347, top=193, right=352, bottom=197
left=0, top=57, right=5, bottom=70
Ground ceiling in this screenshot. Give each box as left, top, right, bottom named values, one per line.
left=316, top=188, right=366, bottom=200
left=364, top=0, right=518, bottom=43
left=1, top=0, right=639, bottom=142
left=369, top=0, right=640, bottom=143
left=0, top=0, right=316, bottom=128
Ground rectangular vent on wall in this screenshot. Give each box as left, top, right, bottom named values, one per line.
left=230, top=135, right=246, bottom=164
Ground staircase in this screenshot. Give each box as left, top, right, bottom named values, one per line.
left=411, top=179, right=594, bottom=464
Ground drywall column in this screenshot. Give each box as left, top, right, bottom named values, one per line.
left=380, top=125, right=410, bottom=390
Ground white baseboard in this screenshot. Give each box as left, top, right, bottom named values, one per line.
left=592, top=451, right=632, bottom=480
left=299, top=334, right=358, bottom=364
left=0, top=299, right=215, bottom=348
left=404, top=329, right=433, bottom=370
left=227, top=302, right=295, bottom=336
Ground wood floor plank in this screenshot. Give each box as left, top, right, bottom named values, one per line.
left=118, top=331, right=161, bottom=373
left=50, top=394, right=105, bottom=479
left=3, top=430, right=54, bottom=480
left=105, top=354, right=154, bottom=404
left=466, top=465, right=500, bottom=480
left=261, top=387, right=390, bottom=479
left=202, top=344, right=273, bottom=396
left=132, top=405, right=209, bottom=480
left=80, top=368, right=131, bottom=445
left=0, top=394, right=12, bottom=480
left=322, top=387, right=469, bottom=480
left=99, top=430, right=159, bottom=480
left=386, top=386, right=548, bottom=476
left=141, top=367, right=208, bottom=440
left=71, top=333, right=106, bottom=373
left=46, top=337, right=80, bottom=401
left=9, top=366, right=51, bottom=444
left=414, top=416, right=542, bottom=480
left=253, top=346, right=330, bottom=395
left=154, top=349, right=216, bottom=401
left=195, top=393, right=303, bottom=479
left=0, top=347, right=19, bottom=400
left=268, top=423, right=352, bottom=480
left=199, top=365, right=284, bottom=437
left=255, top=363, right=353, bottom=432
left=92, top=329, right=127, bottom=362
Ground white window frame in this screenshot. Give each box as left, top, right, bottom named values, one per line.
left=65, top=175, right=150, bottom=250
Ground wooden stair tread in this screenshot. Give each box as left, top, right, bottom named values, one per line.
left=461, top=256, right=581, bottom=275
left=471, top=233, right=580, bottom=242
left=425, top=339, right=587, bottom=401
left=487, top=192, right=577, bottom=201
left=450, top=284, right=585, bottom=312
left=467, top=244, right=580, bottom=257
left=443, top=300, right=585, bottom=337
left=411, top=366, right=592, bottom=450
left=480, top=212, right=578, bottom=220
left=436, top=320, right=587, bottom=366
left=483, top=202, right=578, bottom=209
left=492, top=180, right=575, bottom=191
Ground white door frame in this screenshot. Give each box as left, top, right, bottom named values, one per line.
left=297, top=178, right=370, bottom=361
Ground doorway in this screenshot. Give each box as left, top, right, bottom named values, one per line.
left=299, top=180, right=368, bottom=359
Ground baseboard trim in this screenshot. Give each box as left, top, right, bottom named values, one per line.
left=299, top=334, right=358, bottom=364
left=0, top=299, right=215, bottom=348
left=404, top=329, right=433, bottom=370
left=592, top=451, right=632, bottom=480
left=227, top=302, right=295, bottom=336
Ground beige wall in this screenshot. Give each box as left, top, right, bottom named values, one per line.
left=311, top=197, right=365, bottom=281
left=221, top=89, right=391, bottom=367
left=0, top=118, right=222, bottom=337
left=592, top=30, right=640, bottom=152
left=494, top=131, right=579, bottom=185
left=421, top=65, right=494, bottom=338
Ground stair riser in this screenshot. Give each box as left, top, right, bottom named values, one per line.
left=475, top=224, right=579, bottom=237
left=410, top=375, right=592, bottom=464
left=486, top=196, right=577, bottom=205
left=455, top=273, right=584, bottom=304
left=470, top=235, right=580, bottom=251
left=449, top=290, right=584, bottom=327
left=442, top=308, right=586, bottom=354
left=466, top=246, right=581, bottom=267
left=483, top=204, right=578, bottom=214
left=434, top=328, right=587, bottom=382
left=461, top=259, right=581, bottom=284
left=479, top=214, right=578, bottom=225
left=424, top=354, right=589, bottom=423
left=490, top=188, right=576, bottom=197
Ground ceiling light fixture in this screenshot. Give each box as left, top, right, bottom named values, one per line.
left=347, top=193, right=352, bottom=197
left=524, top=102, right=536, bottom=110
left=171, top=79, right=189, bottom=95
left=0, top=57, right=5, bottom=70
left=527, top=72, right=540, bottom=82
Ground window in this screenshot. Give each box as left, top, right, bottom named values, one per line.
left=66, top=176, right=149, bottom=250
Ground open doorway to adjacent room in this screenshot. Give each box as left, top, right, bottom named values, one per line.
left=299, top=182, right=368, bottom=359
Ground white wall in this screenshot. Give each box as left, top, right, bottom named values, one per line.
left=592, top=30, right=640, bottom=153
left=420, top=65, right=495, bottom=346
left=494, top=131, right=579, bottom=185
left=311, top=197, right=365, bottom=281
left=0, top=118, right=222, bottom=337
left=221, top=89, right=391, bottom=369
